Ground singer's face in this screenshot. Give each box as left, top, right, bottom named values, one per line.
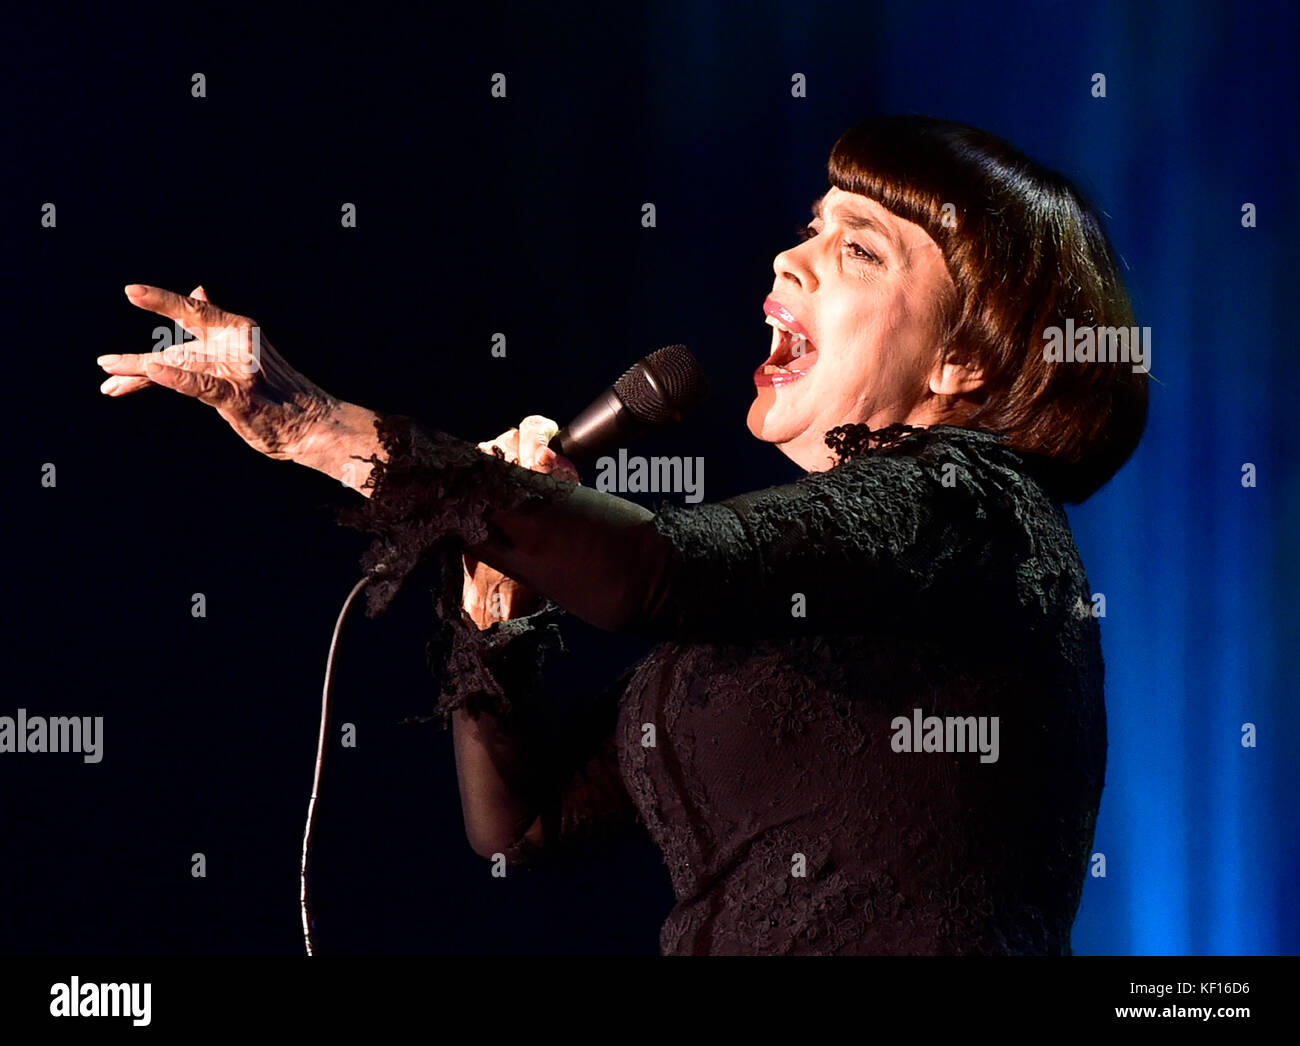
left=747, top=187, right=960, bottom=471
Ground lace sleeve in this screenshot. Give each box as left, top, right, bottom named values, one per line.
left=516, top=664, right=642, bottom=863
left=421, top=561, right=569, bottom=728
left=337, top=413, right=573, bottom=622
left=435, top=586, right=642, bottom=864
left=338, top=413, right=1021, bottom=645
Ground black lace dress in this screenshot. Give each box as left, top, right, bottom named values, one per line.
left=339, top=416, right=1105, bottom=956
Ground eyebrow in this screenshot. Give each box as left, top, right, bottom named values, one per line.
left=810, top=194, right=894, bottom=240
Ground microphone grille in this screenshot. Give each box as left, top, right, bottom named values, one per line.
left=613, top=344, right=710, bottom=424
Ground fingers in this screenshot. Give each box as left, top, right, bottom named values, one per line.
left=473, top=417, right=579, bottom=483
left=141, top=361, right=231, bottom=407
left=97, top=343, right=209, bottom=401
left=544, top=450, right=581, bottom=484
left=101, top=285, right=214, bottom=397
left=98, top=341, right=210, bottom=378
left=516, top=416, right=579, bottom=482
left=99, top=374, right=152, bottom=397
left=517, top=415, right=560, bottom=469
left=476, top=428, right=520, bottom=463
left=97, top=348, right=175, bottom=397
left=123, top=283, right=233, bottom=339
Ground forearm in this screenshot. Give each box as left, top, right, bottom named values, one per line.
left=454, top=556, right=552, bottom=854
left=290, top=399, right=387, bottom=495
left=451, top=708, right=548, bottom=859
left=335, top=412, right=680, bottom=633
left=460, top=484, right=667, bottom=633
left=450, top=657, right=632, bottom=861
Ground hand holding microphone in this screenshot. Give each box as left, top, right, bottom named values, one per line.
left=461, top=344, right=710, bottom=629
left=461, top=416, right=581, bottom=629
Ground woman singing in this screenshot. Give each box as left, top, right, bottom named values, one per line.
left=98, top=115, right=1147, bottom=955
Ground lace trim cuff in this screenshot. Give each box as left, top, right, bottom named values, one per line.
left=338, top=413, right=568, bottom=619
left=422, top=581, right=568, bottom=728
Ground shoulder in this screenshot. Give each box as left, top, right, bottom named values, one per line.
left=913, top=427, right=1091, bottom=626
left=813, top=423, right=1081, bottom=586
left=794, top=422, right=1052, bottom=514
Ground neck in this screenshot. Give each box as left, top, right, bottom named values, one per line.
left=778, top=399, right=978, bottom=473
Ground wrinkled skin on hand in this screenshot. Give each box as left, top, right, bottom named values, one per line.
left=99, top=284, right=337, bottom=461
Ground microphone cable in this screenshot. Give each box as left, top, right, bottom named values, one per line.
left=300, top=570, right=379, bottom=957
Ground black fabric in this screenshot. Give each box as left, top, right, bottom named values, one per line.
left=339, top=414, right=1106, bottom=955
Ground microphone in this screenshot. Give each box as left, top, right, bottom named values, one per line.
left=551, top=344, right=710, bottom=460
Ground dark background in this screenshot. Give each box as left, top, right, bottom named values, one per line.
left=3, top=0, right=1296, bottom=955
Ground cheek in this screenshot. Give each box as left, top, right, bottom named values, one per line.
left=823, top=304, right=891, bottom=389
left=850, top=289, right=928, bottom=376
left=815, top=294, right=930, bottom=415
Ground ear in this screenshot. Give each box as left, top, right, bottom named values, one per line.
left=928, top=348, right=985, bottom=398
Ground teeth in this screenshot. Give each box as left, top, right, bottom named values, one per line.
left=763, top=312, right=816, bottom=375
left=765, top=316, right=812, bottom=357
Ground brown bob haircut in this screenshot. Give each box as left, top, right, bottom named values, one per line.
left=827, top=114, right=1147, bottom=503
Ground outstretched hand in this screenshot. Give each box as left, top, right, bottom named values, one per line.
left=99, top=284, right=337, bottom=461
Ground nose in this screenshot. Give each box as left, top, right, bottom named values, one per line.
left=772, top=239, right=818, bottom=294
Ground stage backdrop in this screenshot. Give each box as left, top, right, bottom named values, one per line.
left=5, top=0, right=1296, bottom=955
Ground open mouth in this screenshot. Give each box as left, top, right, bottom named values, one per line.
left=754, top=300, right=818, bottom=386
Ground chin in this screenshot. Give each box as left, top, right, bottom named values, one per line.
left=745, top=400, right=786, bottom=443
left=748, top=376, right=825, bottom=437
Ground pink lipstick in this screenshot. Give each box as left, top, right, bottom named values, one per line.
left=755, top=297, right=818, bottom=387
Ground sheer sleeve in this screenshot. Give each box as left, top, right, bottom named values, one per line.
left=526, top=664, right=642, bottom=859
left=441, top=599, right=641, bottom=864
left=339, top=412, right=1013, bottom=644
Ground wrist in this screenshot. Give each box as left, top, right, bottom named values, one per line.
left=291, top=400, right=384, bottom=492
left=462, top=576, right=542, bottom=629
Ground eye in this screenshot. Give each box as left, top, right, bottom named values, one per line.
left=796, top=222, right=882, bottom=265
left=844, top=240, right=883, bottom=265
